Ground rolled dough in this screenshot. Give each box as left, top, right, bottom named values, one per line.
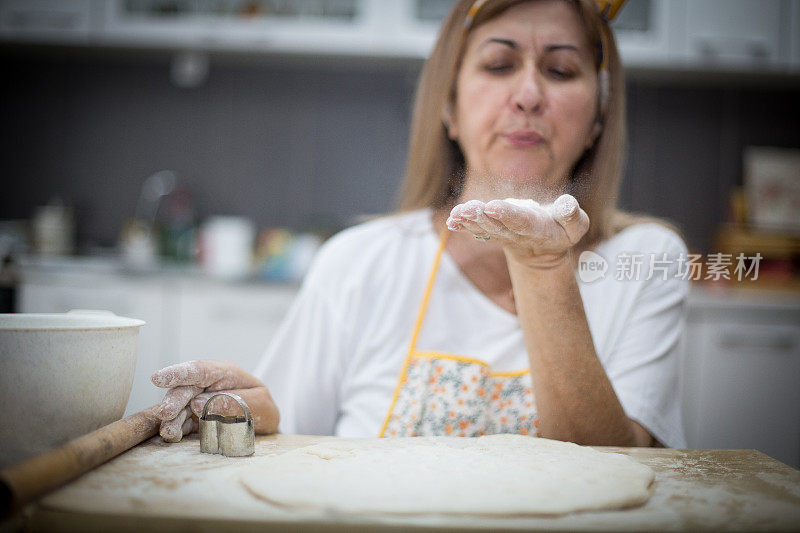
left=240, top=434, right=655, bottom=516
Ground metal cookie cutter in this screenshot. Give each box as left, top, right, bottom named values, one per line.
left=199, top=392, right=255, bottom=457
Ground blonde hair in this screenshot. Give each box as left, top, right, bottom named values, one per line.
left=395, top=0, right=650, bottom=248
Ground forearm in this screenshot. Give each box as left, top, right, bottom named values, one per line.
left=507, top=253, right=636, bottom=446
left=245, top=386, right=281, bottom=434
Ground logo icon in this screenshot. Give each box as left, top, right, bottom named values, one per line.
left=578, top=250, right=608, bottom=283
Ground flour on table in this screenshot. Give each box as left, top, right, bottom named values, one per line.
left=240, top=434, right=655, bottom=516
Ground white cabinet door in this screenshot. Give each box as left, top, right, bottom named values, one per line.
left=98, top=0, right=374, bottom=56
left=674, top=0, right=784, bottom=68
left=174, top=281, right=299, bottom=375
left=18, top=276, right=167, bottom=416
left=0, top=0, right=97, bottom=44
left=612, top=0, right=678, bottom=67
left=377, top=0, right=445, bottom=59
left=791, top=0, right=800, bottom=69
left=683, top=308, right=800, bottom=469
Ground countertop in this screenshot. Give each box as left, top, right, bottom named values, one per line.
left=17, top=254, right=800, bottom=309
left=21, top=434, right=800, bottom=532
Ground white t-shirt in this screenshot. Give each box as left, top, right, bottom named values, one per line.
left=254, top=208, right=689, bottom=448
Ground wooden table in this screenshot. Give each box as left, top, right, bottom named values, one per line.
left=19, top=434, right=800, bottom=532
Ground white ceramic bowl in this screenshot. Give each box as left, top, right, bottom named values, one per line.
left=0, top=311, right=144, bottom=468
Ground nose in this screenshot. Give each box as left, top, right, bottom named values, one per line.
left=513, top=68, right=544, bottom=114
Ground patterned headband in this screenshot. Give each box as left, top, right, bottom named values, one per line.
left=465, top=0, right=626, bottom=27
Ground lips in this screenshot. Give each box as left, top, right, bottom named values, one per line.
left=503, top=130, right=545, bottom=147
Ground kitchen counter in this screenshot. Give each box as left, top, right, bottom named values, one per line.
left=687, top=283, right=800, bottom=312
left=21, top=434, right=800, bottom=532
left=18, top=254, right=800, bottom=305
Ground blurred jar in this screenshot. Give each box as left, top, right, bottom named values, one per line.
left=119, top=219, right=158, bottom=271
left=32, top=199, right=74, bottom=256
left=199, top=216, right=256, bottom=280
left=254, top=229, right=322, bottom=282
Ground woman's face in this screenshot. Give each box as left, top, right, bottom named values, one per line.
left=448, top=0, right=600, bottom=197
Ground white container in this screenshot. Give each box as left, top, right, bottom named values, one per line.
left=200, top=216, right=256, bottom=280
left=0, top=311, right=144, bottom=468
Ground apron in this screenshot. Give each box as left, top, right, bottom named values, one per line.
left=379, top=229, right=540, bottom=438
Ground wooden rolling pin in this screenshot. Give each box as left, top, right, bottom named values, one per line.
left=0, top=405, right=161, bottom=517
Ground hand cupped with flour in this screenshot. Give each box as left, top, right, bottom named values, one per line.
left=446, top=194, right=589, bottom=268
left=150, top=360, right=279, bottom=442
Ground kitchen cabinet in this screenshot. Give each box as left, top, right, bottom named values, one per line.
left=2, top=0, right=798, bottom=75
left=0, top=0, right=99, bottom=44
left=173, top=279, right=298, bottom=374
left=379, top=0, right=455, bottom=59
left=17, top=257, right=300, bottom=417
left=682, top=286, right=800, bottom=469
left=610, top=0, right=678, bottom=67
left=792, top=0, right=800, bottom=68
left=671, top=0, right=790, bottom=70
left=97, top=0, right=377, bottom=56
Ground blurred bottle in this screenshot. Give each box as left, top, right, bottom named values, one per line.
left=121, top=170, right=178, bottom=271
left=159, top=186, right=196, bottom=263
left=727, top=186, right=748, bottom=226
left=32, top=198, right=74, bottom=256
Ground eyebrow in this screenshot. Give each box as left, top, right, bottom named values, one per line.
left=480, top=38, right=519, bottom=50
left=479, top=38, right=580, bottom=53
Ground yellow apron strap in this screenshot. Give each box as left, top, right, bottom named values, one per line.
left=408, top=228, right=450, bottom=353
left=378, top=228, right=449, bottom=437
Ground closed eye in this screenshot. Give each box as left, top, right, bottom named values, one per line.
left=548, top=68, right=574, bottom=80
left=486, top=64, right=513, bottom=73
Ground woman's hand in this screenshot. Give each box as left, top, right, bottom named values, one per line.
left=150, top=360, right=279, bottom=442
left=446, top=194, right=589, bottom=268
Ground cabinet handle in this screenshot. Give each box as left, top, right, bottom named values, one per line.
left=694, top=37, right=772, bottom=62
left=718, top=330, right=797, bottom=352
left=696, top=39, right=717, bottom=58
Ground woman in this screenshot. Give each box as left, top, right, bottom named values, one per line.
left=151, top=0, right=688, bottom=448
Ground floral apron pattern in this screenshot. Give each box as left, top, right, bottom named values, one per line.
left=379, top=229, right=539, bottom=438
